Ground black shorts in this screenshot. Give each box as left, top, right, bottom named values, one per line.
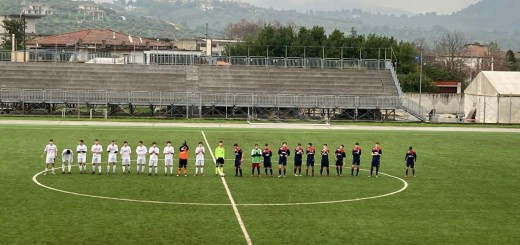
left=264, top=161, right=272, bottom=168
left=336, top=160, right=344, bottom=166
left=306, top=160, right=314, bottom=167
left=235, top=160, right=242, bottom=167
left=179, top=159, right=188, bottom=168
left=294, top=159, right=302, bottom=167
left=406, top=162, right=415, bottom=168
left=321, top=161, right=329, bottom=167
left=371, top=161, right=380, bottom=167
left=279, top=158, right=287, bottom=166
left=352, top=158, right=360, bottom=165
left=216, top=157, right=224, bottom=165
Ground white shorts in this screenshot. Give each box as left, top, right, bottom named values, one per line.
left=137, top=157, right=146, bottom=165
left=92, top=155, right=101, bottom=164
left=165, top=158, right=173, bottom=166
left=196, top=160, right=204, bottom=166
left=78, top=156, right=86, bottom=163
left=46, top=157, right=55, bottom=164
left=122, top=158, right=131, bottom=166
left=108, top=155, right=117, bottom=163
left=62, top=157, right=72, bottom=164
left=149, top=159, right=158, bottom=167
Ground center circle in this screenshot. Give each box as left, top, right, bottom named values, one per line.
left=32, top=169, right=408, bottom=206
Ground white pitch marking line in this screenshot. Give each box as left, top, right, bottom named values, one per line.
left=201, top=130, right=253, bottom=245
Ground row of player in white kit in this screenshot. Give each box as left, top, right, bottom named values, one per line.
left=42, top=139, right=206, bottom=176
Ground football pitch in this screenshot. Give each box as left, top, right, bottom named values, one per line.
left=1, top=122, right=519, bottom=244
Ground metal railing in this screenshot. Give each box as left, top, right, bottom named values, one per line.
left=0, top=49, right=391, bottom=70
left=1, top=88, right=406, bottom=109
left=399, top=96, right=428, bottom=121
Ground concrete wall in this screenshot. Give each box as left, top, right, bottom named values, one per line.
left=406, top=93, right=464, bottom=114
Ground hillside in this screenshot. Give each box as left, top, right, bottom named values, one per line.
left=0, top=0, right=519, bottom=50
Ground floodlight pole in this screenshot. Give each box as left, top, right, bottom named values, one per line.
left=417, top=45, right=423, bottom=110
left=20, top=11, right=26, bottom=62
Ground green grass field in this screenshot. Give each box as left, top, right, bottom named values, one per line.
left=1, top=123, right=519, bottom=244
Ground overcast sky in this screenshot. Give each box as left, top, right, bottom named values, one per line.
left=236, top=0, right=482, bottom=14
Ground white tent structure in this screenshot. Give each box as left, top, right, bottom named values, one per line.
left=464, top=71, right=520, bottom=123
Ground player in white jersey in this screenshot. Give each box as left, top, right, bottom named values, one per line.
left=120, top=141, right=132, bottom=174
left=61, top=149, right=73, bottom=174
left=91, top=139, right=103, bottom=175
left=135, top=141, right=147, bottom=175
left=163, top=141, right=175, bottom=176
left=41, top=139, right=58, bottom=175
left=194, top=142, right=206, bottom=176
left=106, top=140, right=119, bottom=175
left=76, top=140, right=87, bottom=174
left=148, top=142, right=160, bottom=176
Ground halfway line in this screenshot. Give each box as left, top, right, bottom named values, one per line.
left=201, top=131, right=252, bottom=245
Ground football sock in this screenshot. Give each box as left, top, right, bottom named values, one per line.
left=68, top=164, right=71, bottom=173
left=283, top=169, right=286, bottom=175
left=412, top=169, right=415, bottom=176
left=92, top=165, right=96, bottom=172
left=155, top=167, right=158, bottom=174
left=252, top=169, right=255, bottom=175
left=279, top=169, right=281, bottom=175
left=141, top=165, right=145, bottom=172
left=356, top=168, right=359, bottom=176
left=113, top=165, right=116, bottom=173
left=123, top=166, right=126, bottom=172
left=306, top=169, right=309, bottom=176
left=340, top=167, right=342, bottom=175
left=320, top=167, right=323, bottom=175
left=312, top=169, right=314, bottom=176
left=376, top=166, right=379, bottom=175
left=335, top=167, right=339, bottom=174
left=107, top=165, right=110, bottom=173
left=351, top=168, right=354, bottom=175
left=327, top=168, right=329, bottom=176
left=200, top=167, right=203, bottom=175
left=239, top=169, right=242, bottom=176
left=235, top=168, right=238, bottom=176
left=183, top=167, right=187, bottom=175
left=177, top=168, right=181, bottom=175
left=257, top=168, right=260, bottom=175
left=136, top=165, right=140, bottom=173
left=220, top=166, right=224, bottom=174
left=165, top=167, right=168, bottom=174
left=298, top=168, right=301, bottom=175
left=370, top=167, right=373, bottom=176
left=61, top=164, right=65, bottom=172
left=265, top=169, right=268, bottom=176
left=98, top=165, right=102, bottom=173
left=406, top=169, right=408, bottom=176
left=149, top=167, right=152, bottom=174
left=171, top=167, right=174, bottom=174
left=294, top=168, right=296, bottom=174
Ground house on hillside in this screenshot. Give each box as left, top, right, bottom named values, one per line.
left=77, top=4, right=105, bottom=20
left=26, top=29, right=170, bottom=63
left=21, top=1, right=55, bottom=16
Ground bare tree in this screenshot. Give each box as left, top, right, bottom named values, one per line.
left=224, top=18, right=263, bottom=40
left=434, top=30, right=466, bottom=70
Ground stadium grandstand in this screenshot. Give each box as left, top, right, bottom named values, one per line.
left=0, top=56, right=427, bottom=121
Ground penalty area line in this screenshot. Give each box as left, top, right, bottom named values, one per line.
left=201, top=130, right=253, bottom=245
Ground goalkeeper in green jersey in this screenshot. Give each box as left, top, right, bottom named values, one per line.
left=251, top=144, right=262, bottom=177
left=215, top=141, right=225, bottom=176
